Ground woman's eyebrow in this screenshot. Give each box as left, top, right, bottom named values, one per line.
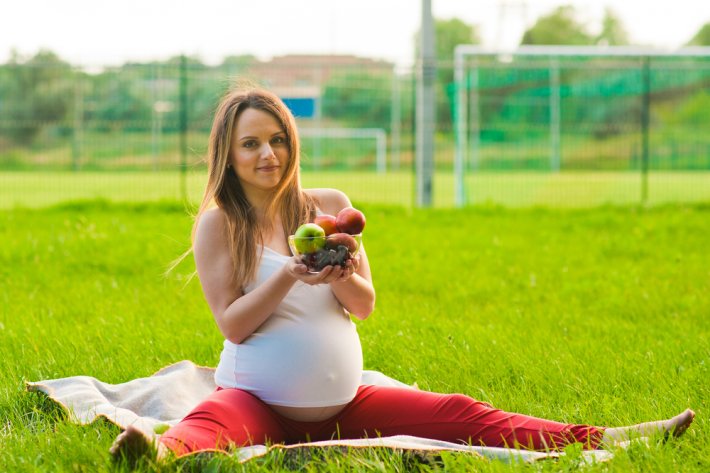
left=238, top=130, right=285, bottom=141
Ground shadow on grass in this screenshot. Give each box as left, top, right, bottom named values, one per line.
left=163, top=446, right=459, bottom=473
left=4, top=390, right=69, bottom=433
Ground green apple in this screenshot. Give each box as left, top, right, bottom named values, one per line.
left=293, top=223, right=326, bottom=254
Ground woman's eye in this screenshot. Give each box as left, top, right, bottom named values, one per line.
left=272, top=136, right=286, bottom=145
left=243, top=140, right=257, bottom=148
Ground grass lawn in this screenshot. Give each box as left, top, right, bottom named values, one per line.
left=0, top=199, right=707, bottom=471
left=2, top=170, right=710, bottom=209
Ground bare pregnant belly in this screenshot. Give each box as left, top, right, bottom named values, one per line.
left=269, top=403, right=348, bottom=422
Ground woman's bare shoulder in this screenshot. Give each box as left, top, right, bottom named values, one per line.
left=195, top=207, right=228, bottom=247
left=305, top=188, right=352, bottom=215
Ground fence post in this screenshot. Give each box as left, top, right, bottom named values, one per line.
left=453, top=46, right=466, bottom=207
left=72, top=69, right=83, bottom=171
left=390, top=66, right=401, bottom=171
left=415, top=0, right=436, bottom=207
left=641, top=56, right=650, bottom=204
left=469, top=65, right=481, bottom=173
left=151, top=63, right=161, bottom=172
left=179, top=55, right=188, bottom=203
left=549, top=57, right=561, bottom=172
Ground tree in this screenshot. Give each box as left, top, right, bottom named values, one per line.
left=596, top=7, right=629, bottom=45
left=414, top=18, right=480, bottom=130
left=321, top=70, right=393, bottom=129
left=686, top=22, right=710, bottom=46
left=436, top=18, right=479, bottom=67
left=521, top=6, right=594, bottom=45
left=221, top=55, right=257, bottom=74
left=414, top=18, right=479, bottom=71
left=88, top=68, right=153, bottom=132
left=0, top=50, right=74, bottom=143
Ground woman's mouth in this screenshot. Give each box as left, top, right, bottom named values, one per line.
left=257, top=165, right=280, bottom=172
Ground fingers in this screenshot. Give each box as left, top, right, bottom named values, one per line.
left=292, top=264, right=334, bottom=285
left=350, top=254, right=361, bottom=273
left=312, top=265, right=344, bottom=284
left=327, top=255, right=360, bottom=283
left=286, top=257, right=309, bottom=277
left=335, top=269, right=353, bottom=283
left=330, top=260, right=356, bottom=284
left=299, top=264, right=353, bottom=285
left=288, top=255, right=358, bottom=285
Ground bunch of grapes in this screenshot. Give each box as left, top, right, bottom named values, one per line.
left=301, top=245, right=351, bottom=271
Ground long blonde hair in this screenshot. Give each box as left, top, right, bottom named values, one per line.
left=190, top=87, right=317, bottom=289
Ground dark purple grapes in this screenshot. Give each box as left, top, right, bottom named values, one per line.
left=304, top=245, right=352, bottom=271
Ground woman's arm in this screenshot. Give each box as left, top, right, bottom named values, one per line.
left=307, top=188, right=376, bottom=320
left=194, top=208, right=301, bottom=344
left=329, top=248, right=375, bottom=319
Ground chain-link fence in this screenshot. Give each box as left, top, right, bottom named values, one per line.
left=453, top=46, right=710, bottom=206
left=0, top=53, right=420, bottom=207
left=0, top=54, right=413, bottom=172
left=1, top=50, right=709, bottom=208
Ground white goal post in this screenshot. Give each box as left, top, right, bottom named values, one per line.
left=453, top=45, right=710, bottom=207
left=299, top=127, right=388, bottom=173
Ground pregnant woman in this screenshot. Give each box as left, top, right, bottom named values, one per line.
left=111, top=87, right=694, bottom=463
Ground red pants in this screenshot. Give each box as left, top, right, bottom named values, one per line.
left=160, top=385, right=604, bottom=456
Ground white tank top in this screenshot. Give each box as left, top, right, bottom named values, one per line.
left=214, top=246, right=364, bottom=407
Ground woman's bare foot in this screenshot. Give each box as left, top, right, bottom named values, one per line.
left=662, top=409, right=696, bottom=439
left=602, top=409, right=695, bottom=444
left=109, top=425, right=166, bottom=467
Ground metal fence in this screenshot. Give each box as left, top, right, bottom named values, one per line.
left=453, top=46, right=710, bottom=205
left=0, top=54, right=412, bottom=172
left=1, top=50, right=709, bottom=208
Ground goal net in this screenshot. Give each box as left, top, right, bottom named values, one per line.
left=299, top=127, right=387, bottom=173
left=453, top=46, right=710, bottom=205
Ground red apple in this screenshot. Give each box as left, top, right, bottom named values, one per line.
left=314, top=214, right=338, bottom=236
left=325, top=232, right=359, bottom=254
left=335, top=207, right=366, bottom=235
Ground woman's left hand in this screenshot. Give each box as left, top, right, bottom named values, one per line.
left=296, top=254, right=359, bottom=286
left=332, top=254, right=359, bottom=284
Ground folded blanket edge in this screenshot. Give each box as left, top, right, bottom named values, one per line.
left=25, top=382, right=76, bottom=423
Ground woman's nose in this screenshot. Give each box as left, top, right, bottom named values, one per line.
left=260, top=143, right=276, bottom=158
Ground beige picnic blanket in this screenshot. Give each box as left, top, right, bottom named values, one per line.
left=26, top=360, right=614, bottom=464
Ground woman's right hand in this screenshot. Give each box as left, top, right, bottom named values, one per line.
left=284, top=256, right=349, bottom=285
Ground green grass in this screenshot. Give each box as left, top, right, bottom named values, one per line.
left=0, top=200, right=708, bottom=471
left=2, top=170, right=710, bottom=209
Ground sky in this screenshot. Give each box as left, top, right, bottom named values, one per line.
left=1, top=0, right=708, bottom=68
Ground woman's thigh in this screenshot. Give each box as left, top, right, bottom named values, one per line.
left=331, top=385, right=602, bottom=450
left=160, top=388, right=288, bottom=456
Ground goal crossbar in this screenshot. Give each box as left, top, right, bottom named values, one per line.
left=299, top=127, right=387, bottom=173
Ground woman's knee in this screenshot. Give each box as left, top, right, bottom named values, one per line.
left=439, top=393, right=496, bottom=418
left=443, top=392, right=489, bottom=406
left=161, top=389, right=282, bottom=455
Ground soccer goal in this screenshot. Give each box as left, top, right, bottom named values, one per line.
left=453, top=45, right=710, bottom=206
left=298, top=127, right=387, bottom=173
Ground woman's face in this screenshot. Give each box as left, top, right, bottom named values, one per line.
left=230, top=107, right=289, bottom=198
